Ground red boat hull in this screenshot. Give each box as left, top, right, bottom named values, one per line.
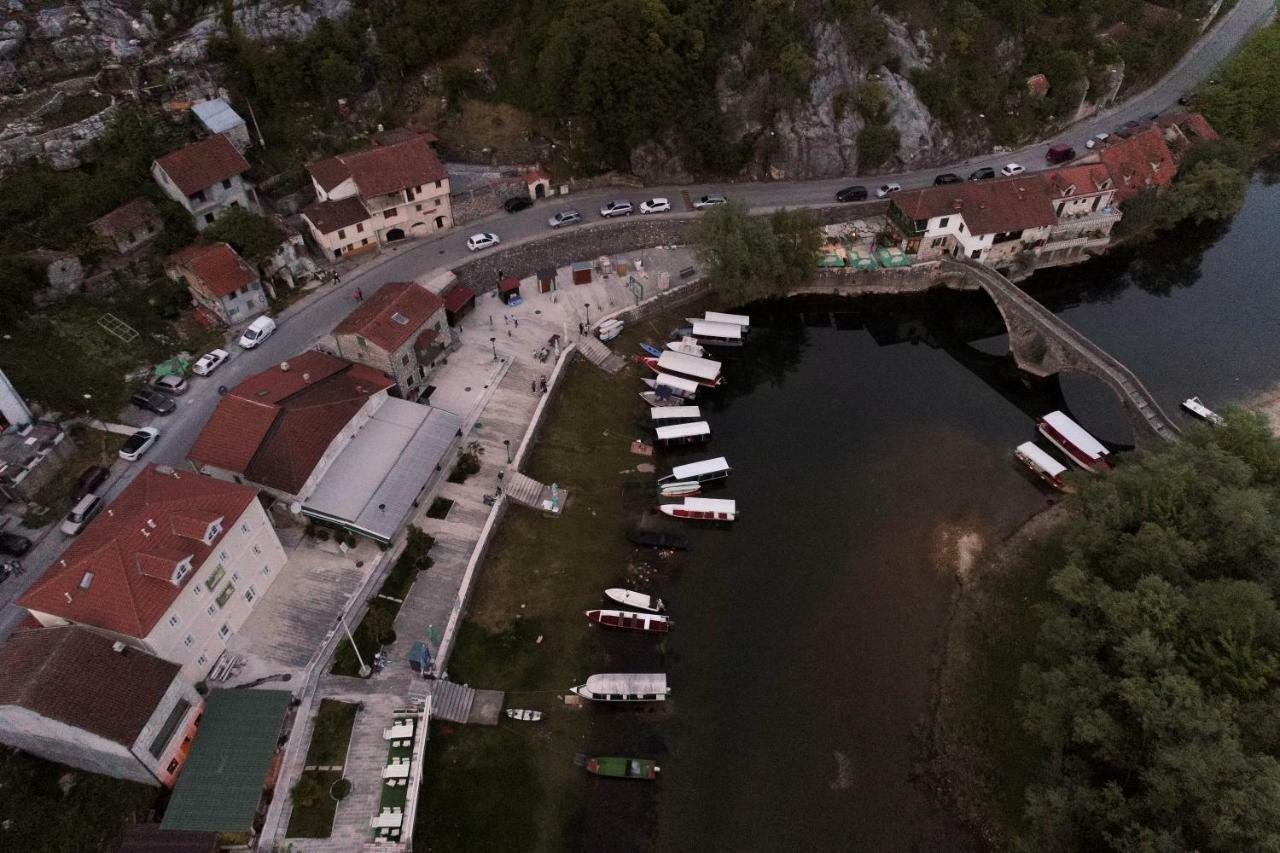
left=585, top=609, right=671, bottom=633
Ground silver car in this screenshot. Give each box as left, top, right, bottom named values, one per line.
left=599, top=200, right=633, bottom=218
left=548, top=210, right=583, bottom=228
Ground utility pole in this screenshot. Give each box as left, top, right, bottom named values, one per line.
left=338, top=614, right=371, bottom=677
left=246, top=98, right=266, bottom=148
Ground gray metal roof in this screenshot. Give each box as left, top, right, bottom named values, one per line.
left=191, top=99, right=245, bottom=135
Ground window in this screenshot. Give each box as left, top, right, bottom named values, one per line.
left=338, top=229, right=346, bottom=240
left=184, top=635, right=194, bottom=647
left=192, top=190, right=206, bottom=203
left=252, top=544, right=262, bottom=555
left=241, top=523, right=250, bottom=534
left=167, top=758, right=180, bottom=773
left=218, top=623, right=230, bottom=638
left=192, top=583, right=201, bottom=597
left=356, top=223, right=364, bottom=233
left=228, top=306, right=239, bottom=317
left=168, top=614, right=180, bottom=628
left=930, top=237, right=944, bottom=248
left=361, top=238, right=369, bottom=246
left=207, top=604, right=217, bottom=617
left=148, top=699, right=191, bottom=758
left=939, top=217, right=949, bottom=228
left=218, top=550, right=228, bottom=563
left=231, top=571, right=240, bottom=583
left=407, top=374, right=415, bottom=387
left=79, top=571, right=94, bottom=589
left=221, top=179, right=232, bottom=189
left=401, top=354, right=410, bottom=365
left=198, top=655, right=208, bottom=666
left=970, top=249, right=981, bottom=259
left=244, top=587, right=256, bottom=603
left=958, top=222, right=965, bottom=234
left=204, top=213, right=215, bottom=224
left=435, top=180, right=442, bottom=188
left=262, top=564, right=271, bottom=575
left=415, top=204, right=422, bottom=212
left=357, top=335, right=367, bottom=349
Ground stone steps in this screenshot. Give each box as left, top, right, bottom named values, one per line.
left=577, top=336, right=626, bottom=373
left=431, top=680, right=477, bottom=724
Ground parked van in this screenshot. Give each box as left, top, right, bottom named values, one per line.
left=60, top=494, right=103, bottom=536
left=238, top=315, right=276, bottom=349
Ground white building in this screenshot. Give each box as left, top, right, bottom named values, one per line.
left=151, top=134, right=261, bottom=231
left=19, top=465, right=287, bottom=682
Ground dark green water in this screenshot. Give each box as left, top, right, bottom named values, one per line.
left=573, top=181, right=1280, bottom=852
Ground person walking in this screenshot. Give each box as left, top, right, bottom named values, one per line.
left=354, top=287, right=363, bottom=302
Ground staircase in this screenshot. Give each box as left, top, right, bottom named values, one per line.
left=504, top=472, right=568, bottom=512
left=431, top=680, right=476, bottom=724
left=578, top=336, right=627, bottom=373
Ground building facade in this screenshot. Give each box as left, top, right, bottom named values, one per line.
left=329, top=282, right=452, bottom=400
left=165, top=242, right=267, bottom=325
left=90, top=198, right=164, bottom=255
left=152, top=134, right=261, bottom=231
left=1038, top=164, right=1122, bottom=268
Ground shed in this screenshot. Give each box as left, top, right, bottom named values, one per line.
left=441, top=282, right=476, bottom=325
left=498, top=275, right=522, bottom=305
left=536, top=266, right=557, bottom=294
left=191, top=99, right=251, bottom=151
left=571, top=261, right=593, bottom=285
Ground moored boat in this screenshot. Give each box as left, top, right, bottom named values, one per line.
left=703, top=311, right=750, bottom=331
left=585, top=756, right=661, bottom=780
left=505, top=709, right=543, bottom=721
left=1037, top=411, right=1111, bottom=473
left=653, top=421, right=711, bottom=448
left=626, top=528, right=688, bottom=550
left=604, top=588, right=665, bottom=612
left=641, top=351, right=723, bottom=387
left=658, top=497, right=737, bottom=521
left=570, top=673, right=670, bottom=702
left=658, top=456, right=732, bottom=485
left=640, top=342, right=664, bottom=358
left=1182, top=396, right=1225, bottom=425
left=658, top=480, right=701, bottom=497
left=1014, top=441, right=1069, bottom=490
left=684, top=319, right=743, bottom=347
left=667, top=337, right=705, bottom=358
left=640, top=391, right=684, bottom=408
left=585, top=609, right=672, bottom=633
left=641, top=374, right=699, bottom=400
left=598, top=320, right=623, bottom=342
left=649, top=405, right=702, bottom=425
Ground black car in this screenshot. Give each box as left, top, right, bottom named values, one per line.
left=0, top=532, right=32, bottom=557
left=968, top=167, right=995, bottom=181
left=503, top=196, right=533, bottom=213
left=933, top=173, right=963, bottom=185
left=835, top=185, right=868, bottom=202
left=130, top=388, right=176, bottom=416
left=71, top=465, right=109, bottom=502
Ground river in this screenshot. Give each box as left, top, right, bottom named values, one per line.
left=574, top=180, right=1280, bottom=852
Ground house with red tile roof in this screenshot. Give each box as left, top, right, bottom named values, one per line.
left=151, top=134, right=260, bottom=231
left=188, top=351, right=395, bottom=501
left=18, top=465, right=287, bottom=682
left=1099, top=126, right=1178, bottom=201
left=0, top=625, right=203, bottom=787
left=1038, top=163, right=1123, bottom=266
left=300, top=129, right=452, bottom=260
left=1155, top=111, right=1220, bottom=162
left=328, top=282, right=451, bottom=400
left=164, top=242, right=266, bottom=325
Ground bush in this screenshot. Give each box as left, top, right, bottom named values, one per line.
left=856, top=125, right=900, bottom=170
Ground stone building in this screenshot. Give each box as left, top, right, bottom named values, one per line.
left=151, top=134, right=260, bottom=231
left=329, top=281, right=451, bottom=400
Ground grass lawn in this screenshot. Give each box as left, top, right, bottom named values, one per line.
left=304, top=699, right=360, bottom=766
left=22, top=425, right=125, bottom=526
left=415, top=304, right=699, bottom=851
left=286, top=770, right=343, bottom=838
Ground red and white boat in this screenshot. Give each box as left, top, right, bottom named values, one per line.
left=1037, top=411, right=1111, bottom=473
left=640, top=351, right=723, bottom=388
left=1014, top=441, right=1070, bottom=490
left=585, top=609, right=672, bottom=633
left=658, top=497, right=737, bottom=521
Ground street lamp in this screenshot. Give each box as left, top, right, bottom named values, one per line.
left=504, top=439, right=511, bottom=463
left=489, top=336, right=497, bottom=362
left=583, top=303, right=591, bottom=326
left=337, top=614, right=371, bottom=678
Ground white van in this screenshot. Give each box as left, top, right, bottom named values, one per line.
left=238, top=315, right=276, bottom=349
left=60, top=493, right=103, bottom=536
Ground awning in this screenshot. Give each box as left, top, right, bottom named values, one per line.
left=441, top=283, right=476, bottom=313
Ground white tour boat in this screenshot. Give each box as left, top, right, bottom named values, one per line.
left=658, top=480, right=701, bottom=497
left=658, top=456, right=732, bottom=485
left=658, top=497, right=737, bottom=521
left=653, top=421, right=711, bottom=448
left=649, top=405, right=702, bottom=424
left=642, top=351, right=723, bottom=387
left=1037, top=411, right=1111, bottom=473
left=685, top=319, right=743, bottom=347
left=642, top=374, right=699, bottom=400
left=703, top=311, right=750, bottom=331
left=639, top=390, right=684, bottom=408
left=571, top=673, right=670, bottom=703
left=1014, top=441, right=1069, bottom=490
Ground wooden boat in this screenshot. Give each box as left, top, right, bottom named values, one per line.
left=659, top=497, right=737, bottom=522
left=1037, top=411, right=1111, bottom=473
left=640, top=342, right=664, bottom=358
left=585, top=609, right=672, bottom=633
left=640, top=391, right=684, bottom=408
left=626, top=528, right=688, bottom=550
left=658, top=481, right=701, bottom=497
left=605, top=588, right=665, bottom=612
left=1182, top=397, right=1225, bottom=425
left=505, top=709, right=543, bottom=721
left=570, top=673, right=670, bottom=702
left=1014, top=441, right=1069, bottom=491
left=585, top=756, right=660, bottom=780
left=658, top=456, right=731, bottom=485
left=641, top=375, right=699, bottom=400
left=641, top=351, right=723, bottom=387
left=667, top=337, right=705, bottom=358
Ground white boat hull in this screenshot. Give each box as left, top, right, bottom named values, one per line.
left=604, top=588, right=664, bottom=612
left=1182, top=397, right=1224, bottom=425
left=506, top=709, right=543, bottom=721
left=659, top=481, right=701, bottom=497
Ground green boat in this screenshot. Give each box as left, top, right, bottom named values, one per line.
left=585, top=756, right=660, bottom=780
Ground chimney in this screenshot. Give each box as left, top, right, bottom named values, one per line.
left=302, top=373, right=311, bottom=383
left=111, top=641, right=126, bottom=653
left=64, top=592, right=72, bottom=603
left=280, top=361, right=290, bottom=372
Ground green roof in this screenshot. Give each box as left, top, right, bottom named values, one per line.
left=161, top=689, right=292, bottom=834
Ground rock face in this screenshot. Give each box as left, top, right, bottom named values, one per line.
left=167, top=0, right=352, bottom=62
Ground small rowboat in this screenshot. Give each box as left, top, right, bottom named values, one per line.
left=585, top=756, right=660, bottom=780
left=506, top=709, right=543, bottom=722
left=659, top=481, right=701, bottom=497
left=586, top=609, right=672, bottom=633
left=640, top=391, right=684, bottom=408
left=640, top=342, right=664, bottom=358
left=604, top=588, right=664, bottom=612
left=667, top=337, right=705, bottom=358
left=1182, top=396, right=1225, bottom=425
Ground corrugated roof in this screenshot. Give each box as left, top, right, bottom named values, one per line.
left=161, top=689, right=291, bottom=834
left=154, top=135, right=251, bottom=196
left=191, top=99, right=245, bottom=136
left=334, top=282, right=445, bottom=352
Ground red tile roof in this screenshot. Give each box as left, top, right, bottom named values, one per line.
left=19, top=467, right=257, bottom=638
left=441, top=283, right=476, bottom=313
left=1100, top=127, right=1177, bottom=200
left=306, top=135, right=447, bottom=200
left=300, top=197, right=369, bottom=235
left=90, top=198, right=160, bottom=237
left=1043, top=163, right=1114, bottom=198
left=0, top=626, right=183, bottom=746
left=188, top=351, right=394, bottom=494
left=155, top=134, right=251, bottom=197
left=415, top=328, right=439, bottom=352
left=499, top=276, right=520, bottom=293
left=167, top=242, right=258, bottom=298
left=891, top=175, right=1058, bottom=235
left=333, top=282, right=445, bottom=352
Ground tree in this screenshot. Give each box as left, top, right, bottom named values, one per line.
left=1156, top=159, right=1248, bottom=230
left=693, top=202, right=782, bottom=305
left=769, top=208, right=822, bottom=291
left=200, top=208, right=284, bottom=264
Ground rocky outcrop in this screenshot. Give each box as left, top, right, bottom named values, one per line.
left=167, top=0, right=352, bottom=62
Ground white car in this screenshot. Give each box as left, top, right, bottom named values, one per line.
left=119, top=427, right=160, bottom=462
left=1085, top=132, right=1110, bottom=149
left=599, top=200, right=633, bottom=218
left=238, top=315, right=276, bottom=349
left=192, top=348, right=230, bottom=376
left=467, top=232, right=500, bottom=252
left=639, top=198, right=671, bottom=214
left=876, top=183, right=902, bottom=198
left=692, top=195, right=727, bottom=210
left=1001, top=163, right=1025, bottom=176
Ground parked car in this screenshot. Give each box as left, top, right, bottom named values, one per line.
left=835, top=185, right=868, bottom=202
left=639, top=198, right=671, bottom=214
left=192, top=348, right=230, bottom=376
left=875, top=183, right=902, bottom=198
left=1000, top=163, right=1025, bottom=177
left=0, top=532, right=31, bottom=557
left=466, top=232, right=500, bottom=252
left=548, top=210, right=582, bottom=228
left=968, top=167, right=996, bottom=181
left=238, top=315, right=276, bottom=349
left=152, top=374, right=189, bottom=396
left=130, top=387, right=176, bottom=416
left=503, top=196, right=533, bottom=213
left=692, top=195, right=727, bottom=209
left=71, top=465, right=109, bottom=502
left=599, top=200, right=633, bottom=218
left=933, top=173, right=963, bottom=185
left=1045, top=143, right=1076, bottom=164
left=60, top=493, right=103, bottom=536
left=119, top=427, right=160, bottom=462
left=1085, top=132, right=1110, bottom=150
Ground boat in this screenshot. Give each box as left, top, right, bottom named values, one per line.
left=658, top=497, right=737, bottom=521
left=641, top=374, right=699, bottom=400
left=658, top=456, right=732, bottom=485
left=585, top=756, right=661, bottom=780
left=598, top=320, right=623, bottom=342
left=653, top=421, right=711, bottom=448
left=598, top=318, right=624, bottom=335
left=604, top=588, right=665, bottom=612
left=626, top=528, right=688, bottom=550
left=1182, top=397, right=1225, bottom=425
left=505, top=709, right=543, bottom=722
left=640, top=342, right=664, bottom=358
left=585, top=609, right=672, bottom=633
left=667, top=337, right=705, bottom=358
left=658, top=480, right=701, bottom=497
left=570, top=673, right=670, bottom=702
left=1014, top=441, right=1069, bottom=490
left=640, top=351, right=723, bottom=387
left=703, top=311, right=750, bottom=331
left=639, top=391, right=684, bottom=408
left=649, top=405, right=701, bottom=425
left=684, top=319, right=743, bottom=347
left=1037, top=411, right=1111, bottom=473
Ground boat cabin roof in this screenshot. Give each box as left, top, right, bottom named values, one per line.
left=1042, top=411, right=1109, bottom=459
left=677, top=497, right=735, bottom=512
left=689, top=319, right=742, bottom=340
left=670, top=456, right=730, bottom=479
left=653, top=373, right=700, bottom=394
left=656, top=350, right=722, bottom=381
left=582, top=673, right=668, bottom=694
left=1016, top=442, right=1067, bottom=477
left=704, top=311, right=750, bottom=328
left=655, top=421, right=711, bottom=440
left=650, top=405, right=701, bottom=421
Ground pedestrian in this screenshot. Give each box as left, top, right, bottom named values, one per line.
left=578, top=322, right=585, bottom=335
left=489, top=315, right=494, bottom=328
left=355, top=287, right=363, bottom=301
left=503, top=314, right=509, bottom=326
left=508, top=329, right=512, bottom=337
left=513, top=318, right=519, bottom=328
left=532, top=379, right=537, bottom=392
